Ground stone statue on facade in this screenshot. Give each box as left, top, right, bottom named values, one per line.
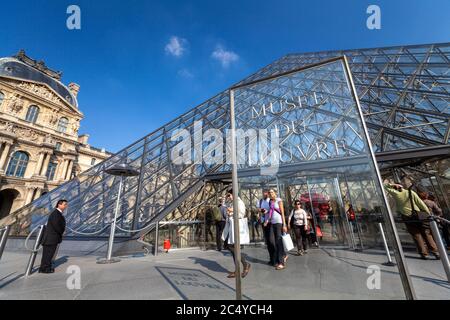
left=8, top=94, right=24, bottom=114
left=72, top=121, right=80, bottom=134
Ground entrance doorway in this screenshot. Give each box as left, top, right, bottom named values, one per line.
left=0, top=189, right=20, bottom=219
left=240, top=172, right=383, bottom=252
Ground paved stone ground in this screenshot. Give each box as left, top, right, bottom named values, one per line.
left=0, top=246, right=449, bottom=300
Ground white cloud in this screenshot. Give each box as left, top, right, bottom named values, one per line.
left=211, top=45, right=239, bottom=68
left=177, top=68, right=194, bottom=79
left=165, top=36, right=188, bottom=57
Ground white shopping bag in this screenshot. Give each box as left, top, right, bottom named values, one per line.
left=282, top=233, right=294, bottom=252
left=222, top=217, right=250, bottom=245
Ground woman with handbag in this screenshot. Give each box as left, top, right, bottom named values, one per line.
left=222, top=189, right=251, bottom=278
left=264, top=189, right=288, bottom=270
left=288, top=200, right=308, bottom=255
left=384, top=183, right=439, bottom=260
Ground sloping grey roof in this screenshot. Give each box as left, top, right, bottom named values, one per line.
left=0, top=57, right=78, bottom=109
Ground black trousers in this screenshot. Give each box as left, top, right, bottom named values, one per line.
left=269, top=223, right=285, bottom=265
left=39, top=244, right=58, bottom=272
left=263, top=223, right=274, bottom=263
left=205, top=224, right=214, bottom=242
left=215, top=221, right=226, bottom=250
left=293, top=225, right=308, bottom=251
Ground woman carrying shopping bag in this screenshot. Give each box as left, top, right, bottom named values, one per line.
left=222, top=189, right=251, bottom=278
left=264, top=189, right=288, bottom=270
left=288, top=200, right=308, bottom=255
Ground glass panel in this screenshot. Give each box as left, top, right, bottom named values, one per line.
left=231, top=59, right=409, bottom=299
left=26, top=105, right=39, bottom=123
left=46, top=162, right=58, bottom=180
left=57, top=117, right=68, bottom=132
left=6, top=152, right=29, bottom=177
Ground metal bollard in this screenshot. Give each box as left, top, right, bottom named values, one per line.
left=378, top=222, right=396, bottom=266
left=0, top=225, right=11, bottom=262
left=429, top=218, right=450, bottom=282
left=154, top=221, right=159, bottom=256
left=97, top=175, right=123, bottom=264
left=355, top=219, right=365, bottom=251
left=25, top=225, right=45, bottom=277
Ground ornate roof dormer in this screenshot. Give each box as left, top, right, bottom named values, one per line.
left=0, top=51, right=78, bottom=109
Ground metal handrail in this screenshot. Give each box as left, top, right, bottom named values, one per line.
left=24, top=225, right=45, bottom=252
left=0, top=225, right=11, bottom=262
left=24, top=225, right=45, bottom=277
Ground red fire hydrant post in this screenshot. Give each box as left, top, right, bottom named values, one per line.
left=163, top=238, right=171, bottom=253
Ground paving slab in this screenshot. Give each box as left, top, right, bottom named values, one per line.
left=0, top=246, right=449, bottom=300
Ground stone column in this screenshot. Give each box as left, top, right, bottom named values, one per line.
left=0, top=142, right=4, bottom=171
left=40, top=153, right=51, bottom=176
left=25, top=187, right=36, bottom=204
left=65, top=160, right=74, bottom=180
left=55, top=159, right=63, bottom=181
left=34, top=152, right=45, bottom=175
left=0, top=142, right=12, bottom=171
left=33, top=188, right=42, bottom=201
left=60, top=159, right=69, bottom=181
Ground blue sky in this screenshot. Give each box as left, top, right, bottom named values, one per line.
left=1, top=0, right=449, bottom=153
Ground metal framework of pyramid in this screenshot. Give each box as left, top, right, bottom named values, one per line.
left=8, top=42, right=450, bottom=238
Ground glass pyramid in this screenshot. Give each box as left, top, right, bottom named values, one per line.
left=6, top=42, right=450, bottom=238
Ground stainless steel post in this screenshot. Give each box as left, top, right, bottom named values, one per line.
left=25, top=225, right=45, bottom=277
left=0, top=225, right=11, bottom=262
left=429, top=218, right=450, bottom=282
left=154, top=221, right=159, bottom=256
left=378, top=223, right=396, bottom=266
left=98, top=175, right=123, bottom=264
left=343, top=175, right=364, bottom=251
left=230, top=89, right=243, bottom=301
left=342, top=56, right=416, bottom=300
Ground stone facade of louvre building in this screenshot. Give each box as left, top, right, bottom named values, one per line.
left=0, top=50, right=111, bottom=221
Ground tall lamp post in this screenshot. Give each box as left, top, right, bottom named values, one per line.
left=97, top=163, right=139, bottom=264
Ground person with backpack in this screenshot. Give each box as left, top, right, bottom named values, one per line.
left=248, top=208, right=259, bottom=241
left=384, top=183, right=439, bottom=260
left=204, top=206, right=214, bottom=244
left=214, top=197, right=227, bottom=251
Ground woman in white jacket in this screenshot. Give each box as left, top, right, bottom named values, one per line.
left=223, top=189, right=251, bottom=279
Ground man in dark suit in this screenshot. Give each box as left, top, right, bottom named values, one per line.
left=39, top=199, right=67, bottom=273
